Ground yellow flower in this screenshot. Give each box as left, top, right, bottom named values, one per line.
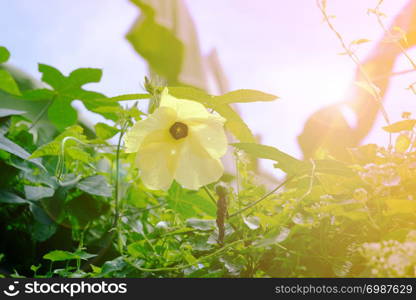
left=124, top=88, right=227, bottom=190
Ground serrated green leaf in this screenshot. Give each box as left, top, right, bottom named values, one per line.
left=0, top=46, right=10, bottom=63
left=94, top=122, right=119, bottom=140
left=0, top=69, right=21, bottom=95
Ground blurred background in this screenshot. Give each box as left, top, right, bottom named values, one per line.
left=1, top=0, right=416, bottom=174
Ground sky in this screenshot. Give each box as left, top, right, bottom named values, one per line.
left=1, top=0, right=415, bottom=173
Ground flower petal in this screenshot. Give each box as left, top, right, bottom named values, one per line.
left=189, top=119, right=228, bottom=158
left=160, top=88, right=211, bottom=120
left=174, top=138, right=224, bottom=190
left=124, top=106, right=176, bottom=153
left=136, top=132, right=178, bottom=190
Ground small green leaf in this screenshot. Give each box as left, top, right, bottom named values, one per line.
left=24, top=185, right=55, bottom=201
left=0, top=69, right=21, bottom=95
left=43, top=250, right=78, bottom=262
left=94, top=122, right=119, bottom=140
left=0, top=46, right=10, bottom=63
left=383, top=119, right=416, bottom=133
left=216, top=89, right=278, bottom=104
left=76, top=175, right=112, bottom=197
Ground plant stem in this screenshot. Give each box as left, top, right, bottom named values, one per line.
left=113, top=122, right=128, bottom=253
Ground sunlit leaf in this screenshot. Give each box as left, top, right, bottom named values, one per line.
left=216, top=89, right=278, bottom=104
left=0, top=69, right=21, bottom=95
left=383, top=119, right=416, bottom=133
left=0, top=46, right=10, bottom=63
left=395, top=134, right=411, bottom=152
left=94, top=122, right=119, bottom=140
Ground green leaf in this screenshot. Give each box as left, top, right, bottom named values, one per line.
left=213, top=104, right=256, bottom=143
left=0, top=69, right=21, bottom=95
left=254, top=227, right=290, bottom=247
left=43, top=250, right=78, bottom=262
left=94, top=122, right=119, bottom=140
left=167, top=182, right=216, bottom=219
left=0, top=46, right=10, bottom=63
left=20, top=89, right=55, bottom=101
left=168, top=87, right=260, bottom=142
left=30, top=125, right=87, bottom=158
left=186, top=218, right=216, bottom=231
left=76, top=175, right=112, bottom=197
left=0, top=190, right=28, bottom=204
left=168, top=86, right=213, bottom=105
left=68, top=68, right=102, bottom=87
left=233, top=143, right=303, bottom=174
left=0, top=135, right=45, bottom=170
left=216, top=89, right=278, bottom=104
left=74, top=251, right=97, bottom=260
left=38, top=64, right=67, bottom=90
left=47, top=96, right=77, bottom=131
left=383, top=119, right=416, bottom=133
left=24, top=185, right=55, bottom=201
left=0, top=108, right=26, bottom=118
left=127, top=1, right=184, bottom=84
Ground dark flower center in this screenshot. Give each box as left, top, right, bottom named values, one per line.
left=169, top=122, right=188, bottom=140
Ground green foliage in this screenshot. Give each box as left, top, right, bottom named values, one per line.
left=0, top=46, right=10, bottom=63
left=127, top=0, right=184, bottom=84
left=2, top=44, right=416, bottom=280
